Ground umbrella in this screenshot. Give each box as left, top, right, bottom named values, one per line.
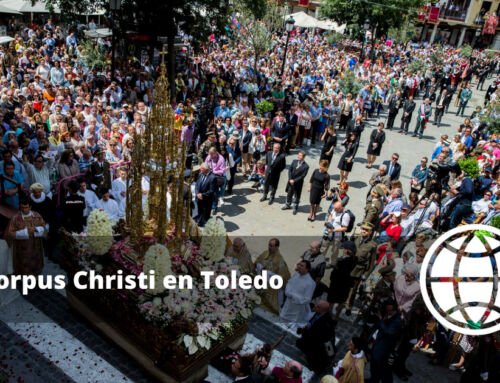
left=84, top=28, right=112, bottom=39
left=0, top=35, right=14, bottom=44
left=0, top=2, right=20, bottom=14
left=316, top=19, right=347, bottom=34
left=283, top=11, right=318, bottom=29
left=0, top=0, right=60, bottom=13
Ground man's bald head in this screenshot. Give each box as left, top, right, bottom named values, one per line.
left=314, top=300, right=330, bottom=314
left=333, top=201, right=343, bottom=213
left=310, top=240, right=321, bottom=255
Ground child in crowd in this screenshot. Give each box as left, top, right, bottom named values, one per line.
left=248, top=160, right=266, bottom=191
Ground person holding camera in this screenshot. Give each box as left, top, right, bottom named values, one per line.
left=327, top=182, right=350, bottom=213
left=323, top=202, right=350, bottom=266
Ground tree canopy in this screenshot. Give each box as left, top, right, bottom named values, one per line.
left=321, top=0, right=424, bottom=36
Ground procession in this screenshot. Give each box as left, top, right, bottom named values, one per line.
left=0, top=1, right=499, bottom=383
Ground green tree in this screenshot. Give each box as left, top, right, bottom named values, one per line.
left=44, top=0, right=237, bottom=96
left=321, top=0, right=424, bottom=37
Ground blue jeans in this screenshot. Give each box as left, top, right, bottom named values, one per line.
left=450, top=201, right=472, bottom=228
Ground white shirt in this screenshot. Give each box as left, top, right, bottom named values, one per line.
left=77, top=189, right=99, bottom=217
left=95, top=198, right=120, bottom=222
left=279, top=272, right=316, bottom=324
left=111, top=177, right=128, bottom=204
left=472, top=198, right=491, bottom=215
left=328, top=210, right=350, bottom=240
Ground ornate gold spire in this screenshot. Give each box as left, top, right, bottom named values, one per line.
left=126, top=48, right=190, bottom=247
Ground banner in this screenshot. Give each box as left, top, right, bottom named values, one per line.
left=428, top=6, right=440, bottom=23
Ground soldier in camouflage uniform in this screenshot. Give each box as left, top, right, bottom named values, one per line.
left=344, top=222, right=378, bottom=316
left=197, top=132, right=217, bottom=164
left=363, top=185, right=384, bottom=227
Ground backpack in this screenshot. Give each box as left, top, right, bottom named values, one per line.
left=342, top=210, right=356, bottom=233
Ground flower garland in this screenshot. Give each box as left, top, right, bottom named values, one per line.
left=200, top=218, right=226, bottom=263
left=86, top=209, right=114, bottom=255
left=138, top=256, right=261, bottom=355
left=143, top=244, right=172, bottom=294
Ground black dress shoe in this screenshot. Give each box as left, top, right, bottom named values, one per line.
left=260, top=196, right=268, bottom=202
left=293, top=208, right=298, bottom=215
left=282, top=205, right=291, bottom=210
left=268, top=198, right=274, bottom=205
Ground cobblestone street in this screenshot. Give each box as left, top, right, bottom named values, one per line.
left=0, top=75, right=493, bottom=382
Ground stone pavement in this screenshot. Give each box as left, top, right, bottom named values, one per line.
left=216, top=79, right=491, bottom=268
left=0, top=80, right=492, bottom=382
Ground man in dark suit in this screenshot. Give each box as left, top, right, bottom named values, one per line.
left=399, top=95, right=416, bottom=134
left=176, top=86, right=190, bottom=104
left=88, top=149, right=111, bottom=197
left=296, top=300, right=336, bottom=374
left=260, top=143, right=286, bottom=205
left=370, top=299, right=403, bottom=383
left=386, top=90, right=402, bottom=130
left=383, top=153, right=401, bottom=181
left=434, top=88, right=448, bottom=126
left=282, top=150, right=309, bottom=215
left=271, top=111, right=290, bottom=151
left=194, top=163, right=217, bottom=227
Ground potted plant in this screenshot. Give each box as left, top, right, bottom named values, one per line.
left=255, top=100, right=274, bottom=117
left=458, top=157, right=480, bottom=179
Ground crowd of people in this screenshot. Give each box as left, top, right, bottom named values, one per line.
left=0, top=13, right=499, bottom=383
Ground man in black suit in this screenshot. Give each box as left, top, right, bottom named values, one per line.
left=261, top=143, right=286, bottom=205
left=271, top=111, right=290, bottom=152
left=370, top=299, right=403, bottom=383
left=88, top=149, right=111, bottom=197
left=434, top=88, right=448, bottom=126
left=386, top=90, right=402, bottom=130
left=296, top=300, right=336, bottom=374
left=282, top=150, right=309, bottom=215
left=194, top=163, right=217, bottom=227
left=383, top=153, right=401, bottom=181
left=399, top=95, right=416, bottom=134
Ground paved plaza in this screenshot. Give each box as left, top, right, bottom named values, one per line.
left=0, top=81, right=491, bottom=383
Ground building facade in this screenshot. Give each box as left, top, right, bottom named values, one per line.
left=416, top=1, right=499, bottom=48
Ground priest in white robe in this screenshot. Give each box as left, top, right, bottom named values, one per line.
left=111, top=168, right=129, bottom=204
left=95, top=189, right=120, bottom=222
left=279, top=260, right=316, bottom=325
left=77, top=180, right=99, bottom=221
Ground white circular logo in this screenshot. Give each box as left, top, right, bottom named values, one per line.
left=420, top=224, right=500, bottom=336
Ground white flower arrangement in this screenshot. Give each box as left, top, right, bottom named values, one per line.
left=86, top=209, right=114, bottom=255
left=143, top=244, right=172, bottom=294
left=200, top=218, right=226, bottom=263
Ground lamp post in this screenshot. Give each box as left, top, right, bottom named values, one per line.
left=280, top=16, right=295, bottom=77
left=360, top=19, right=370, bottom=62
left=109, top=0, right=122, bottom=81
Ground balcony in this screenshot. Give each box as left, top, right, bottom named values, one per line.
left=440, top=0, right=472, bottom=22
